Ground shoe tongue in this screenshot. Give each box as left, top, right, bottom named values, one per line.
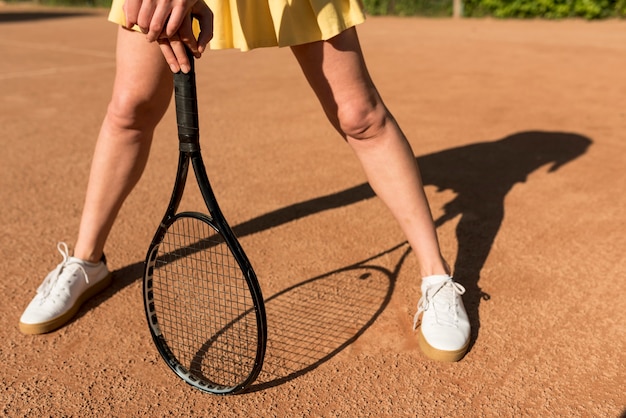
left=421, top=274, right=450, bottom=292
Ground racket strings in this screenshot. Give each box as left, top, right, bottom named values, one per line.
left=151, top=216, right=258, bottom=389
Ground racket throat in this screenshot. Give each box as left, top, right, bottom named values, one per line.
left=179, top=139, right=201, bottom=153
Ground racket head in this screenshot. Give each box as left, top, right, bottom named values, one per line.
left=144, top=212, right=265, bottom=395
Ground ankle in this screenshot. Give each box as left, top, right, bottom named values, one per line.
left=417, top=253, right=451, bottom=277
left=73, top=247, right=103, bottom=264
left=419, top=262, right=451, bottom=279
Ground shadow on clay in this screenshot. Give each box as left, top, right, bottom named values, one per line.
left=78, top=129, right=591, bottom=387
left=247, top=242, right=411, bottom=392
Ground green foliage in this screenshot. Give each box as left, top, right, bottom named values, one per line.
left=461, top=0, right=626, bottom=18
left=363, top=0, right=453, bottom=16
left=5, top=0, right=625, bottom=19
left=362, top=0, right=626, bottom=17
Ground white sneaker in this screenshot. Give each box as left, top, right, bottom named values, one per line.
left=19, top=242, right=112, bottom=335
left=413, top=274, right=470, bottom=362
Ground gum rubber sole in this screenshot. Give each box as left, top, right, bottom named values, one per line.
left=417, top=328, right=469, bottom=363
left=19, top=273, right=112, bottom=335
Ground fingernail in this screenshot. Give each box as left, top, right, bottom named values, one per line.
left=181, top=64, right=190, bottom=73
left=169, top=63, right=179, bottom=73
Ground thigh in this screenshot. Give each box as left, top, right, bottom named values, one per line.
left=290, top=27, right=379, bottom=128
left=110, top=27, right=173, bottom=119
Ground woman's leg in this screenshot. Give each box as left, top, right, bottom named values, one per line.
left=74, top=27, right=173, bottom=262
left=291, top=28, right=470, bottom=362
left=290, top=27, right=448, bottom=278
left=20, top=27, right=173, bottom=334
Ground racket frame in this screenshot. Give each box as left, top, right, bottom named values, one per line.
left=143, top=51, right=266, bottom=395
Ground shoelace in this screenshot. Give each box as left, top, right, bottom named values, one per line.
left=36, top=242, right=89, bottom=302
left=413, top=278, right=466, bottom=330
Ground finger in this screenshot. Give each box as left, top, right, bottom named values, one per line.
left=146, top=5, right=172, bottom=42
left=196, top=29, right=212, bottom=54
left=192, top=2, right=214, bottom=53
left=195, top=22, right=213, bottom=53
left=166, top=5, right=187, bottom=38
left=136, top=0, right=156, bottom=34
left=122, top=0, right=141, bottom=29
left=177, top=15, right=200, bottom=57
left=157, top=39, right=181, bottom=73
left=170, top=38, right=192, bottom=73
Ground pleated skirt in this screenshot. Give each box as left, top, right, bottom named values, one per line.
left=108, top=0, right=367, bottom=51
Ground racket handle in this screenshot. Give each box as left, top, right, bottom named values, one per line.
left=174, top=47, right=200, bottom=151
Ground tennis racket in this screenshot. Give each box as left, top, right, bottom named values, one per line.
left=143, top=48, right=267, bottom=395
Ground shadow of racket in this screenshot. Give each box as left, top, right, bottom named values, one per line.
left=179, top=241, right=411, bottom=392
left=246, top=241, right=412, bottom=392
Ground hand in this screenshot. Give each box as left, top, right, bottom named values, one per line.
left=157, top=3, right=213, bottom=73
left=124, top=0, right=213, bottom=73
left=124, top=0, right=198, bottom=41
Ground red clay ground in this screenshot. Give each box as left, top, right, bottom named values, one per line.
left=1, top=3, right=625, bottom=416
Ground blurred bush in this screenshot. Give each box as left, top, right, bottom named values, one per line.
left=363, top=0, right=626, bottom=18
left=461, top=0, right=626, bottom=18
left=364, top=0, right=453, bottom=16
left=4, top=0, right=625, bottom=19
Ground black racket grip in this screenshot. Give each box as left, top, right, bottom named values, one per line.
left=173, top=48, right=200, bottom=150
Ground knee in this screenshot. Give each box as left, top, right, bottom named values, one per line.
left=106, top=89, right=169, bottom=133
left=336, top=99, right=390, bottom=142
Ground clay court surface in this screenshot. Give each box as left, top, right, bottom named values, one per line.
left=1, top=3, right=625, bottom=416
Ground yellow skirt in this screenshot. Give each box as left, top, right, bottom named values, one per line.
left=108, top=0, right=366, bottom=51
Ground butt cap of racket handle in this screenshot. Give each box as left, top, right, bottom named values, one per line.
left=174, top=47, right=200, bottom=149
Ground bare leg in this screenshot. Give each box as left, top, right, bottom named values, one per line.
left=290, top=28, right=449, bottom=277
left=20, top=27, right=174, bottom=334
left=74, top=27, right=173, bottom=262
